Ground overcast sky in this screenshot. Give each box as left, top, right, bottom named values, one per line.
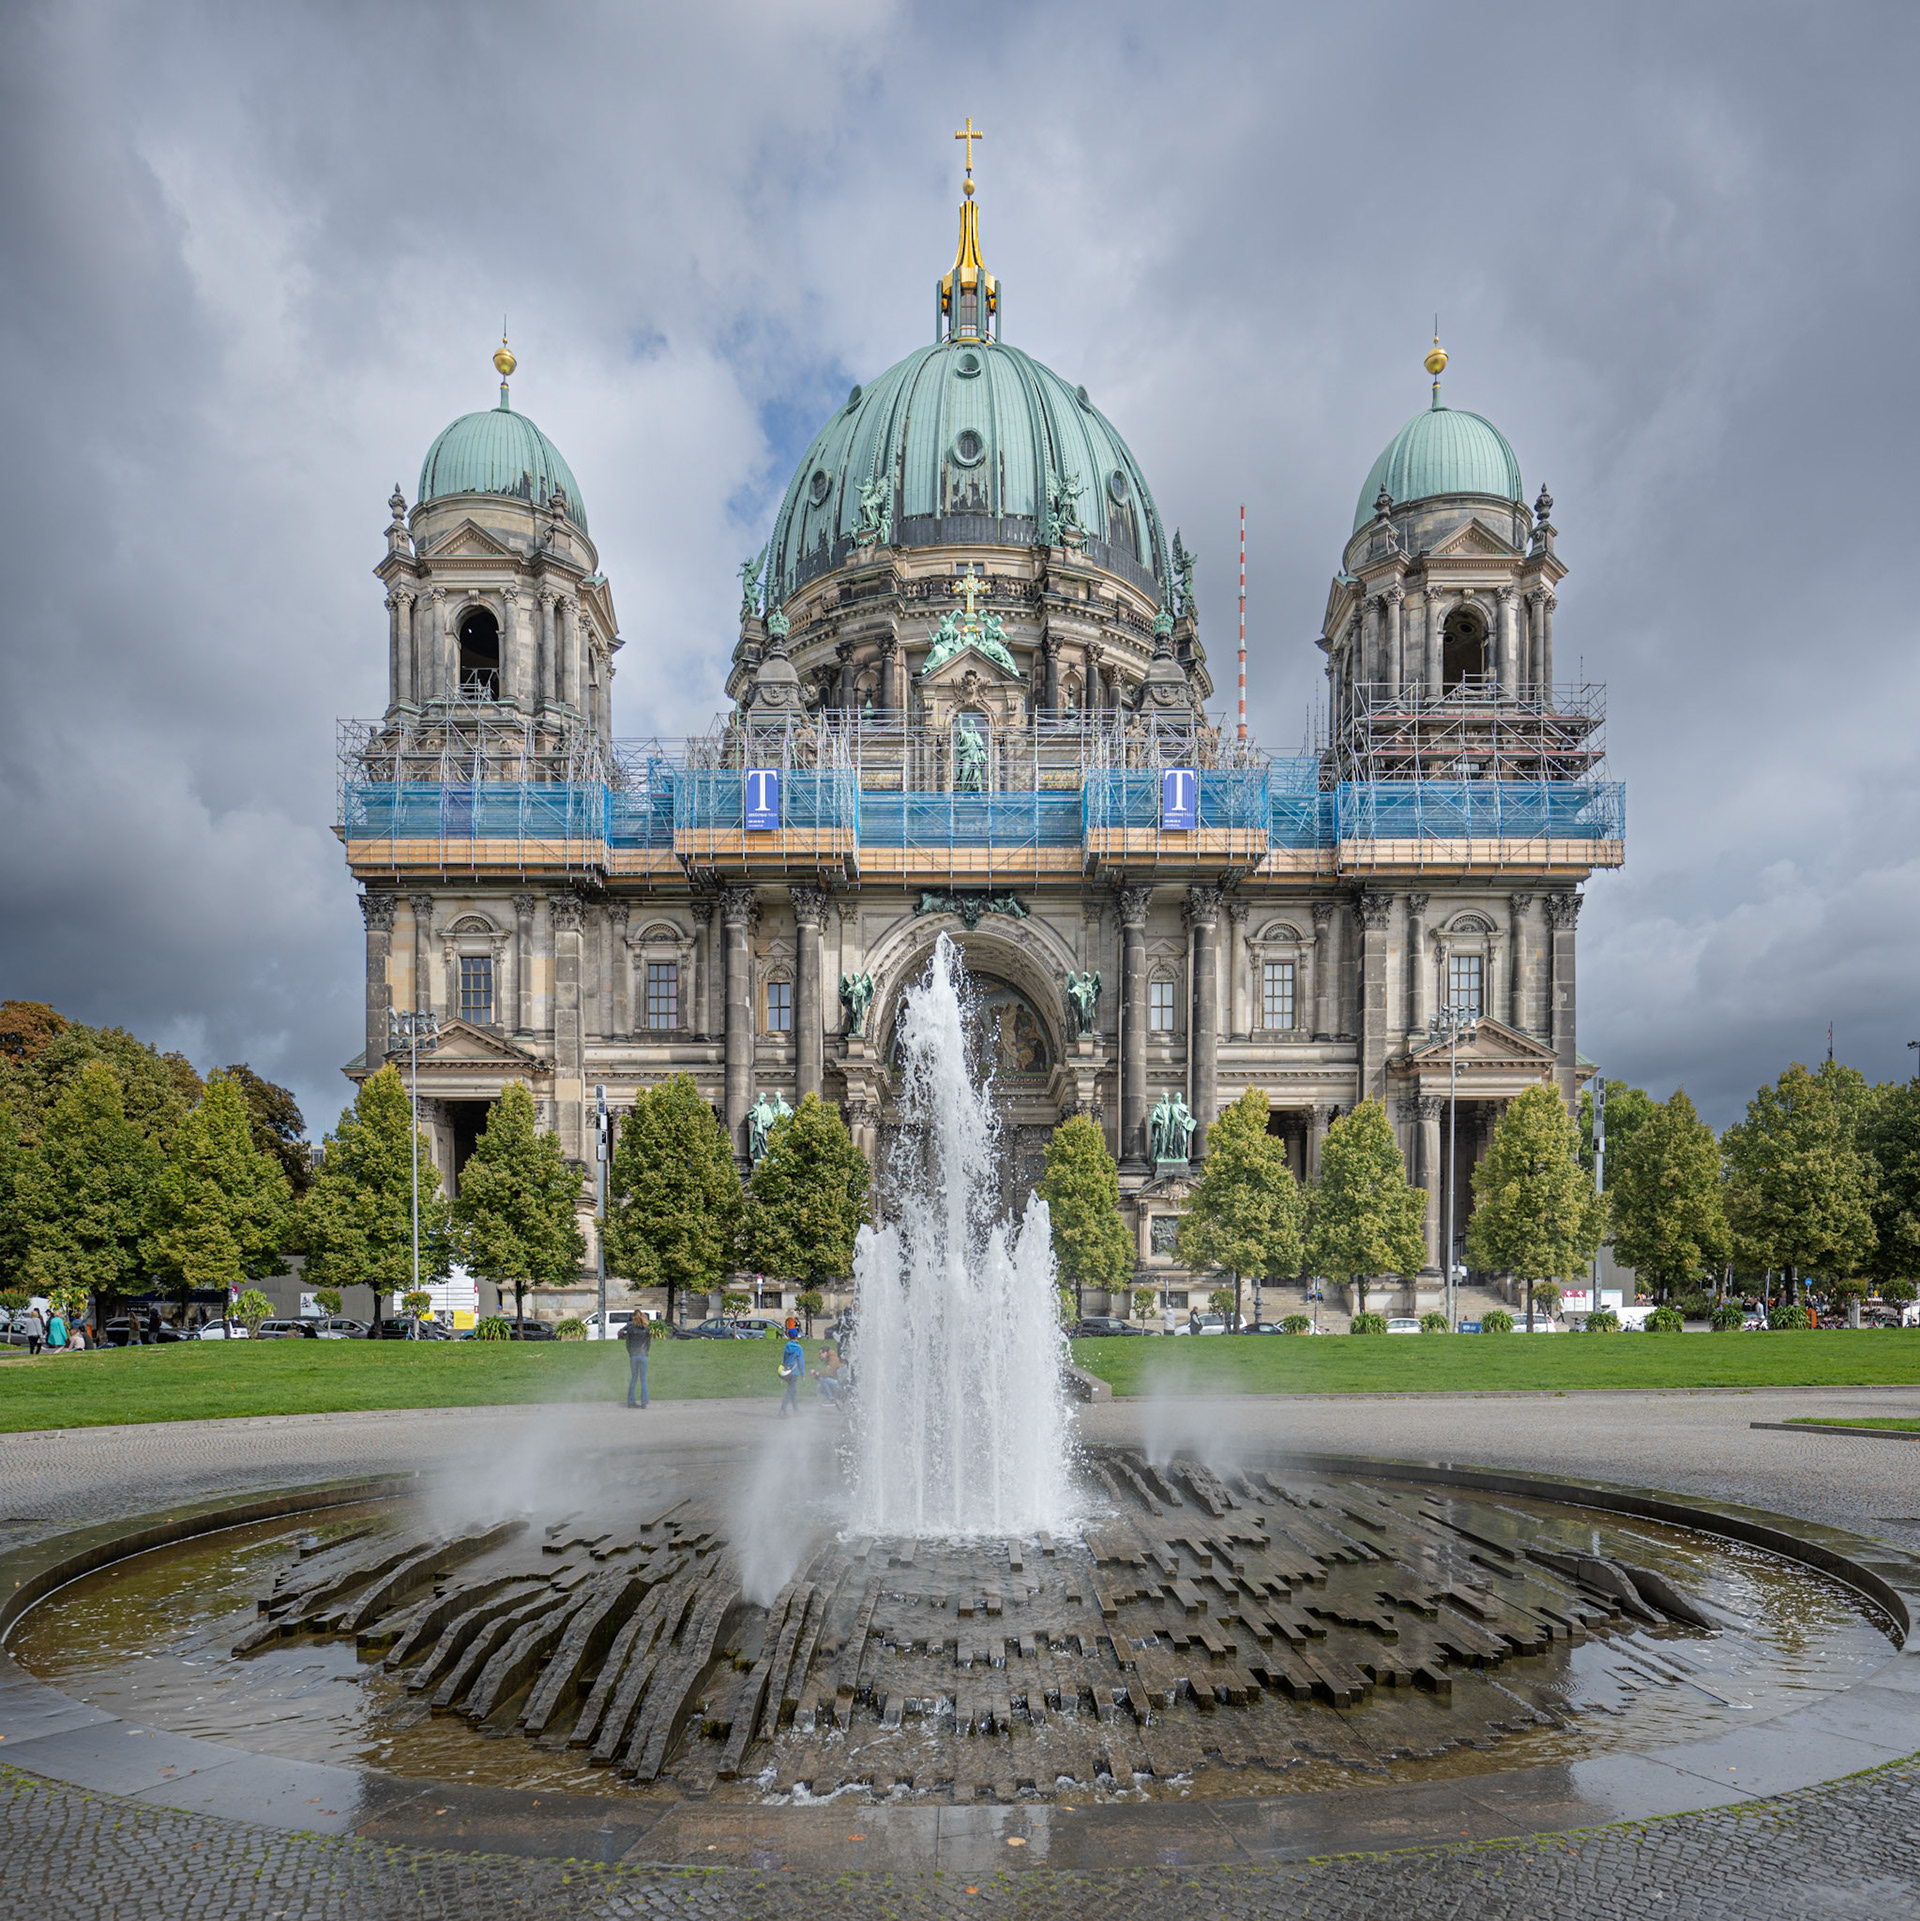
left=3, top=0, right=1917, bottom=1138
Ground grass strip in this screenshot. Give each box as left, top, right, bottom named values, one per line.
left=1782, top=1415, right=1920, bottom=1432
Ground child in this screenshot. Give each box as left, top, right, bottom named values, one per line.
left=778, top=1335, right=806, bottom=1417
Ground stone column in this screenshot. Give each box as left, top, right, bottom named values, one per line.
left=537, top=591, right=556, bottom=705
left=878, top=636, right=900, bottom=715
left=1545, top=891, right=1581, bottom=1107
left=791, top=883, right=827, bottom=1103
left=1415, top=1096, right=1444, bottom=1273
left=834, top=641, right=854, bottom=713
left=501, top=586, right=523, bottom=710
left=1498, top=586, right=1520, bottom=695
left=548, top=892, right=586, bottom=1157
left=426, top=587, right=448, bottom=700
left=1385, top=585, right=1404, bottom=697
left=1118, top=884, right=1153, bottom=1168
left=722, top=886, right=757, bottom=1150
left=1404, top=892, right=1429, bottom=1036
left=1507, top=893, right=1533, bottom=1032
left=1042, top=634, right=1061, bottom=711
left=1227, top=897, right=1250, bottom=1040
left=1311, top=901, right=1336, bottom=1038
left=1185, top=886, right=1222, bottom=1158
left=1358, top=595, right=1378, bottom=688
left=408, top=893, right=436, bottom=1015
left=1426, top=588, right=1446, bottom=693
left=1356, top=891, right=1392, bottom=1103
left=385, top=593, right=403, bottom=709
left=1308, top=1102, right=1335, bottom=1182
left=1540, top=592, right=1556, bottom=687
left=361, top=893, right=397, bottom=1071
left=609, top=901, right=631, bottom=1040
left=691, top=897, right=715, bottom=1038
left=1086, top=645, right=1106, bottom=716
left=1526, top=590, right=1545, bottom=690
left=512, top=893, right=537, bottom=1034
left=561, top=599, right=582, bottom=711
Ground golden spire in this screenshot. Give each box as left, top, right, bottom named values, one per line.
left=494, top=325, right=516, bottom=410
left=941, top=119, right=997, bottom=340
left=1425, top=325, right=1448, bottom=408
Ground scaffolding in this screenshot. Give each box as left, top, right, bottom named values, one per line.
left=1326, top=681, right=1606, bottom=788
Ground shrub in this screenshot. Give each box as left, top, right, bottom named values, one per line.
left=1349, top=1312, right=1389, bottom=1336
left=1711, top=1301, right=1747, bottom=1332
left=0, top=1290, right=27, bottom=1314
left=313, top=1287, right=343, bottom=1316
left=1768, top=1302, right=1812, bottom=1330
left=1419, top=1311, right=1450, bottom=1333
left=1207, top=1287, right=1236, bottom=1319
left=1646, top=1305, right=1685, bottom=1333
left=474, top=1316, right=511, bottom=1340
left=721, top=1291, right=751, bottom=1315
left=798, top=1289, right=824, bottom=1320
left=1481, top=1309, right=1515, bottom=1334
left=232, top=1288, right=274, bottom=1335
left=1281, top=1314, right=1312, bottom=1335
left=1132, top=1288, right=1157, bottom=1322
left=553, top=1317, right=585, bottom=1341
left=1531, top=1281, right=1563, bottom=1316
left=1584, top=1308, right=1622, bottom=1332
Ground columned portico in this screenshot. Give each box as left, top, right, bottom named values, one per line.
left=791, top=883, right=827, bottom=1103
left=1118, top=884, right=1152, bottom=1169
left=1186, top=885, right=1221, bottom=1156
left=722, top=886, right=756, bottom=1148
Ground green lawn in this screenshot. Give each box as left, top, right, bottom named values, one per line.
left=1067, top=1329, right=1920, bottom=1397
left=1783, top=1415, right=1920, bottom=1432
left=0, top=1335, right=800, bottom=1433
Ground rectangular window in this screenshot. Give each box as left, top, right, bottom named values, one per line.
left=645, top=962, right=678, bottom=1031
left=767, top=979, right=793, bottom=1033
left=1262, top=959, right=1295, bottom=1031
left=1163, top=1289, right=1189, bottom=1310
left=1149, top=979, right=1176, bottom=1032
left=1447, top=953, right=1484, bottom=1019
left=459, top=955, right=493, bottom=1024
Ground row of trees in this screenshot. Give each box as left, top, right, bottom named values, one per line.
left=1039, top=1082, right=1606, bottom=1324
left=1585, top=1059, right=1920, bottom=1308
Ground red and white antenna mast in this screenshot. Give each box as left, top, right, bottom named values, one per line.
left=1236, top=503, right=1248, bottom=740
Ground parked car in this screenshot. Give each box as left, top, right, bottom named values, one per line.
left=1171, top=1312, right=1229, bottom=1335
left=313, top=1316, right=369, bottom=1339
left=1242, top=1321, right=1292, bottom=1336
left=580, top=1308, right=634, bottom=1341
left=1385, top=1317, right=1423, bottom=1334
left=1069, top=1316, right=1148, bottom=1338
left=376, top=1316, right=457, bottom=1340
left=99, top=1317, right=189, bottom=1346
left=492, top=1316, right=553, bottom=1341
left=255, top=1318, right=320, bottom=1340
left=192, top=1319, right=251, bottom=1340
left=680, top=1316, right=758, bottom=1340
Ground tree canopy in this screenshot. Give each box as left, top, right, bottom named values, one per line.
left=452, top=1080, right=585, bottom=1321
left=740, top=1092, right=870, bottom=1291
left=1467, top=1085, right=1608, bottom=1323
left=301, top=1067, right=449, bottom=1307
left=1177, top=1088, right=1303, bottom=1320
left=17, top=1060, right=159, bottom=1297
left=1605, top=1088, right=1727, bottom=1298
left=604, top=1074, right=742, bottom=1320
left=144, top=1071, right=294, bottom=1296
left=217, top=1063, right=312, bottom=1196
left=1304, top=1099, right=1427, bottom=1311
left=1865, top=1075, right=1920, bottom=1288
left=1035, top=1114, right=1135, bottom=1309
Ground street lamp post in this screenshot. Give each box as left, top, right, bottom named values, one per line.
left=595, top=1085, right=610, bottom=1339
left=1429, top=1004, right=1479, bottom=1330
left=388, top=1009, right=441, bottom=1333
left=1590, top=1078, right=1608, bottom=1326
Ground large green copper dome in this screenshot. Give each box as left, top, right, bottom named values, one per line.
left=765, top=336, right=1166, bottom=601
left=1352, top=401, right=1522, bottom=534
left=418, top=401, right=588, bottom=532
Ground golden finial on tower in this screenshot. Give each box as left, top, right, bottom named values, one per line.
left=1425, top=324, right=1447, bottom=406
left=494, top=328, right=516, bottom=380
left=954, top=115, right=984, bottom=187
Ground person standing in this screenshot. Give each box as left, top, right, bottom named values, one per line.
left=622, top=1311, right=653, bottom=1409
left=22, top=1307, right=45, bottom=1357
left=147, top=1302, right=163, bottom=1345
left=46, top=1308, right=67, bottom=1351
left=778, top=1334, right=806, bottom=1417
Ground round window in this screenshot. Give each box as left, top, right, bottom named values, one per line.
left=952, top=429, right=985, bottom=467
left=1108, top=468, right=1129, bottom=503
left=955, top=350, right=982, bottom=378
left=1075, top=384, right=1093, bottom=411
left=808, top=468, right=830, bottom=504
left=844, top=384, right=863, bottom=412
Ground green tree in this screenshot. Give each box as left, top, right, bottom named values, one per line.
left=1303, top=1099, right=1427, bottom=1315
left=2, top=1021, right=200, bottom=1149
left=300, top=1067, right=449, bottom=1329
left=1606, top=1089, right=1728, bottom=1301
left=1467, top=1084, right=1608, bottom=1329
left=1865, top=1075, right=1920, bottom=1290
left=0, top=1104, right=30, bottom=1286
left=1034, top=1115, right=1135, bottom=1317
left=17, top=1060, right=160, bottom=1304
left=145, top=1072, right=294, bottom=1301
left=231, top=1288, right=275, bottom=1336
left=1176, top=1088, right=1304, bottom=1329
left=1579, top=1077, right=1657, bottom=1175
left=217, top=1063, right=312, bottom=1197
left=1723, top=1062, right=1876, bottom=1303
left=452, top=1081, right=586, bottom=1324
left=740, top=1093, right=871, bottom=1297
left=604, top=1074, right=741, bottom=1325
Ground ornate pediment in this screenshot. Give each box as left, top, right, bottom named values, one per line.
left=422, top=518, right=520, bottom=561
left=1402, top=1015, right=1556, bottom=1071
left=417, top=1018, right=549, bottom=1069
left=1428, top=517, right=1518, bottom=560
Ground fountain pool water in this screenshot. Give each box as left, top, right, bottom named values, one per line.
left=848, top=934, right=1077, bottom=1539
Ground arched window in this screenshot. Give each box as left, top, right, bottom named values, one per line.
left=458, top=606, right=500, bottom=698
left=1442, top=604, right=1488, bottom=691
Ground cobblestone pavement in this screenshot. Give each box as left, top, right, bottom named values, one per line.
left=7, top=1391, right=1920, bottom=1916
left=4, top=1756, right=1919, bottom=1918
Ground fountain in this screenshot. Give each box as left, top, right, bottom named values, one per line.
left=850, top=934, right=1076, bottom=1538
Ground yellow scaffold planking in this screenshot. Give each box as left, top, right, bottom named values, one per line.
left=344, top=837, right=605, bottom=878
left=851, top=846, right=1087, bottom=883
left=1330, top=836, right=1626, bottom=875
left=604, top=850, right=689, bottom=879
left=1083, top=829, right=1268, bottom=865
left=673, top=830, right=855, bottom=867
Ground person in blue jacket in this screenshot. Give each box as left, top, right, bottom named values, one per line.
left=778, top=1335, right=806, bottom=1417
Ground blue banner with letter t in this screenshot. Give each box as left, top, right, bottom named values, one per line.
left=1160, top=768, right=1197, bottom=829
left=744, top=768, right=780, bottom=830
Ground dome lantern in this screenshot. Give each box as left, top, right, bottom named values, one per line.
left=1350, top=345, right=1522, bottom=535
left=938, top=118, right=999, bottom=344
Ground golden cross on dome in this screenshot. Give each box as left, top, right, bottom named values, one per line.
left=957, top=568, right=986, bottom=622
left=953, top=116, right=984, bottom=175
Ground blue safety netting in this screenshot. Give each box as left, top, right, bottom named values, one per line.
left=1333, top=780, right=1625, bottom=843
left=343, top=781, right=605, bottom=843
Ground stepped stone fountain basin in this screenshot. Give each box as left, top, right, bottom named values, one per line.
left=7, top=1448, right=1901, bottom=1816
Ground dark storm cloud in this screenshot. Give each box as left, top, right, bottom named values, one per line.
left=2, top=0, right=1915, bottom=1132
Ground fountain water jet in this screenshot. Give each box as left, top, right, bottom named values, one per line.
left=848, top=933, right=1077, bottom=1538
